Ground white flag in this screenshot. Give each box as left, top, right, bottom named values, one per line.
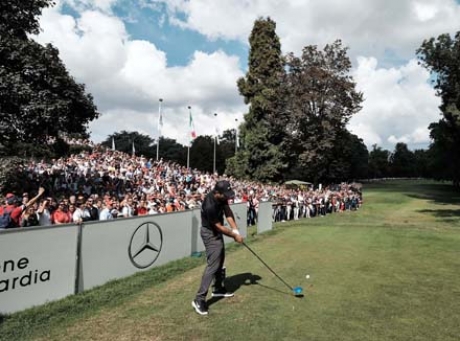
left=215, top=126, right=220, bottom=145
left=189, top=109, right=196, bottom=145
left=132, top=141, right=136, bottom=156
left=158, top=109, right=163, bottom=137
left=112, top=137, right=115, bottom=151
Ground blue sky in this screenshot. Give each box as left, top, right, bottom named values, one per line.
left=35, top=0, right=460, bottom=150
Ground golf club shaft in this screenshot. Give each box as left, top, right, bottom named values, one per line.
left=243, top=242, right=293, bottom=291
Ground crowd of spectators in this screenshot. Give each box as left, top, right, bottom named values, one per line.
left=0, top=139, right=362, bottom=230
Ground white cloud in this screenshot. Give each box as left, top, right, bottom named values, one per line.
left=35, top=3, right=245, bottom=145
left=34, top=1, right=449, bottom=152
left=61, top=0, right=118, bottom=13
left=156, top=0, right=460, bottom=61
left=348, top=57, right=440, bottom=150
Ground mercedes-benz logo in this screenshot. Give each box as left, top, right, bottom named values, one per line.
left=128, top=222, right=163, bottom=269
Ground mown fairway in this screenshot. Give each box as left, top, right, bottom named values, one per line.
left=1, top=180, right=459, bottom=341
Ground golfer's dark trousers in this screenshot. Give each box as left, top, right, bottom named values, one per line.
left=196, top=227, right=225, bottom=302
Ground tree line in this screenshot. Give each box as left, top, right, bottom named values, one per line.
left=100, top=130, right=433, bottom=182
left=1, top=2, right=460, bottom=187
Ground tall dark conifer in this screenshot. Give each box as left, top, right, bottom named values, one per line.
left=226, top=17, right=287, bottom=181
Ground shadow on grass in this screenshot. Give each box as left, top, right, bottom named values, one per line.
left=207, top=272, right=262, bottom=307
left=369, top=181, right=460, bottom=205
left=406, top=185, right=460, bottom=205
left=255, top=282, right=297, bottom=297
left=418, top=209, right=460, bottom=218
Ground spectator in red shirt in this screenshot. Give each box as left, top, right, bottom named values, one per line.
left=52, top=201, right=71, bottom=225
left=1, top=187, right=45, bottom=228
left=136, top=200, right=148, bottom=215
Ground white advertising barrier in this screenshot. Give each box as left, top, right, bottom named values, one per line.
left=257, top=201, right=274, bottom=234
left=78, top=211, right=192, bottom=292
left=223, top=203, right=248, bottom=244
left=0, top=225, right=78, bottom=314
left=191, top=203, right=248, bottom=253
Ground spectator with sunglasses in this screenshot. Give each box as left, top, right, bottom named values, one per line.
left=52, top=201, right=72, bottom=225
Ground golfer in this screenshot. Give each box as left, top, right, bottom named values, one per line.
left=192, top=180, right=244, bottom=316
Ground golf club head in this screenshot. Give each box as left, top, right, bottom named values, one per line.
left=293, top=286, right=303, bottom=297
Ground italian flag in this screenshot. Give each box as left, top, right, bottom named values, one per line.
left=189, top=111, right=196, bottom=140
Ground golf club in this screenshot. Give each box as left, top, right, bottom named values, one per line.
left=243, top=242, right=303, bottom=297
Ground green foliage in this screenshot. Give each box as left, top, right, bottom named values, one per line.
left=156, top=137, right=187, bottom=165
left=68, top=144, right=92, bottom=156
left=413, top=149, right=431, bottom=178
left=102, top=131, right=155, bottom=157
left=0, top=0, right=55, bottom=39
left=417, top=32, right=460, bottom=186
left=368, top=144, right=391, bottom=178
left=284, top=40, right=363, bottom=183
left=216, top=129, right=237, bottom=174
left=426, top=120, right=456, bottom=181
left=232, top=17, right=287, bottom=181
left=0, top=0, right=99, bottom=154
left=390, top=142, right=416, bottom=177
left=327, top=131, right=368, bottom=182
left=0, top=157, right=28, bottom=193
left=189, top=135, right=214, bottom=172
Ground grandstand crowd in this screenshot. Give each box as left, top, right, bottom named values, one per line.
left=0, top=140, right=362, bottom=229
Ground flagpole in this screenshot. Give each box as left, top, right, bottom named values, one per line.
left=187, top=106, right=191, bottom=169
left=156, top=98, right=163, bottom=161
left=234, top=118, right=238, bottom=154
left=213, top=112, right=217, bottom=174
left=187, top=146, right=190, bottom=169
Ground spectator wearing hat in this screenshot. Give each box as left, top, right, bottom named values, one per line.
left=0, top=187, right=45, bottom=229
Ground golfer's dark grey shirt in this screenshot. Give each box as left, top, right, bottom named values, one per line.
left=201, top=190, right=232, bottom=234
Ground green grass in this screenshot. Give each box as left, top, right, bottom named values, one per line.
left=1, top=180, right=460, bottom=341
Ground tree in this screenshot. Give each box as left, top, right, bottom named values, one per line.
left=102, top=131, right=154, bottom=157
left=329, top=131, right=369, bottom=182
left=227, top=17, right=287, bottom=181
left=0, top=0, right=99, bottom=155
left=389, top=142, right=415, bottom=177
left=417, top=33, right=460, bottom=187
left=368, top=145, right=391, bottom=179
left=425, top=121, right=456, bottom=181
left=0, top=0, right=54, bottom=39
left=284, top=40, right=363, bottom=183
left=190, top=136, right=214, bottom=172
left=155, top=137, right=187, bottom=165
left=413, top=149, right=431, bottom=178
left=217, top=129, right=237, bottom=174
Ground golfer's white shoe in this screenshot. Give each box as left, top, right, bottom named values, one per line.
left=192, top=300, right=208, bottom=315
left=211, top=288, right=234, bottom=298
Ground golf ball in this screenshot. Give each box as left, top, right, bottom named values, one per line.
left=306, top=274, right=310, bottom=279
